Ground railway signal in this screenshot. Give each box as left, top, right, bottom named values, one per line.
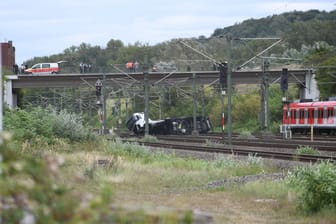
left=95, top=78, right=104, bottom=134
left=281, top=68, right=288, bottom=91
left=95, top=79, right=102, bottom=98
left=218, top=61, right=228, bottom=89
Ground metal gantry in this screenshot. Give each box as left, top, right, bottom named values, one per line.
left=16, top=67, right=310, bottom=136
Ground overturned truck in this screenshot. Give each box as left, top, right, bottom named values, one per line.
left=126, top=112, right=212, bottom=135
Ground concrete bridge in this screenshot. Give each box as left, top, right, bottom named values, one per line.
left=5, top=69, right=316, bottom=108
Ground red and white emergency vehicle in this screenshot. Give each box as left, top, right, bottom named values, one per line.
left=24, top=61, right=66, bottom=75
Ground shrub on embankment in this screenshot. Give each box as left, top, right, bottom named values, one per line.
left=4, top=106, right=95, bottom=143
left=288, top=161, right=336, bottom=214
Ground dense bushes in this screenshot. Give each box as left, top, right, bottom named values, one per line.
left=231, top=93, right=260, bottom=132
left=4, top=107, right=54, bottom=141
left=51, top=109, right=94, bottom=141
left=4, top=106, right=95, bottom=142
left=288, top=162, right=336, bottom=213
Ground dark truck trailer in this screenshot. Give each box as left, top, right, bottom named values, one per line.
left=126, top=112, right=212, bottom=135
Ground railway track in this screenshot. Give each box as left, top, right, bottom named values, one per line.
left=206, top=132, right=336, bottom=142
left=154, top=135, right=336, bottom=153
left=119, top=136, right=336, bottom=163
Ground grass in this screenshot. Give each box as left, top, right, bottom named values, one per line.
left=295, top=145, right=320, bottom=155
left=17, top=138, right=336, bottom=223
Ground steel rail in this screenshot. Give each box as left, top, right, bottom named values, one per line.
left=120, top=139, right=335, bottom=163
left=155, top=135, right=336, bottom=153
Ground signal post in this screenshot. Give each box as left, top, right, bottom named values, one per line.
left=95, top=78, right=104, bottom=135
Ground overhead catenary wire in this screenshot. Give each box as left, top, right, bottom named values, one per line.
left=179, top=40, right=222, bottom=64
left=238, top=38, right=282, bottom=69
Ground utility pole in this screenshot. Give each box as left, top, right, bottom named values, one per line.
left=159, top=87, right=164, bottom=119
left=192, top=73, right=198, bottom=135
left=261, top=59, right=270, bottom=131
left=281, top=68, right=289, bottom=139
left=143, top=55, right=150, bottom=136
left=226, top=36, right=233, bottom=146
left=201, top=85, right=205, bottom=117
left=144, top=71, right=149, bottom=135
left=125, top=98, right=129, bottom=122
left=103, top=75, right=107, bottom=134
left=217, top=61, right=228, bottom=143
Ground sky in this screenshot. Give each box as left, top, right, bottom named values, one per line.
left=0, top=0, right=335, bottom=64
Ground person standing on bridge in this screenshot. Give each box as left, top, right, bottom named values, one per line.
left=126, top=61, right=134, bottom=73
left=13, top=64, right=19, bottom=74
left=79, top=62, right=84, bottom=73
left=134, top=61, right=139, bottom=72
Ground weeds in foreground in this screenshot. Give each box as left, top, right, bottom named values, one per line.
left=213, top=153, right=265, bottom=176
left=1, top=135, right=195, bottom=223
left=295, top=145, right=320, bottom=155
left=287, top=161, right=336, bottom=214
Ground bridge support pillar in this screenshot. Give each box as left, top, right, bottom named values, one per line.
left=4, top=78, right=17, bottom=109
left=300, top=70, right=319, bottom=101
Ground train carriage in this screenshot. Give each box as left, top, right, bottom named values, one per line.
left=282, top=101, right=336, bottom=135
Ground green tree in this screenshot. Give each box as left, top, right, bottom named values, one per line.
left=304, top=43, right=336, bottom=99
left=106, top=39, right=124, bottom=64
left=232, top=92, right=260, bottom=131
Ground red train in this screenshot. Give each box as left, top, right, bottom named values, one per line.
left=282, top=101, right=336, bottom=135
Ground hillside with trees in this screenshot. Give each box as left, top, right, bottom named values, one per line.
left=23, top=10, right=336, bottom=71
left=212, top=9, right=336, bottom=49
